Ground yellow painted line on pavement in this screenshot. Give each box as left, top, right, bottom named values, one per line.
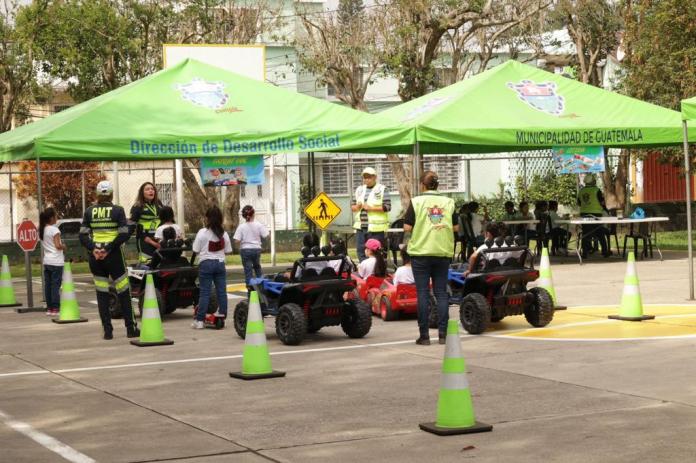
left=486, top=305, right=696, bottom=341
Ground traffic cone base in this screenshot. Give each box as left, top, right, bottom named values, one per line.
left=53, top=317, right=88, bottom=324
left=229, top=370, right=286, bottom=380
left=419, top=421, right=493, bottom=436
left=0, top=302, right=22, bottom=308
left=230, top=291, right=285, bottom=381
left=132, top=274, right=173, bottom=347
left=131, top=338, right=174, bottom=347
left=608, top=314, right=655, bottom=321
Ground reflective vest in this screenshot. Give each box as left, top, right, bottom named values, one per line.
left=137, top=203, right=161, bottom=235
left=408, top=192, right=455, bottom=257
left=579, top=186, right=603, bottom=214
left=86, top=203, right=119, bottom=244
left=352, top=183, right=389, bottom=232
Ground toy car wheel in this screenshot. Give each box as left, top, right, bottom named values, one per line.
left=215, top=317, right=225, bottom=329
left=276, top=303, right=307, bottom=345
left=138, top=288, right=165, bottom=318
left=233, top=300, right=248, bottom=339
left=459, top=293, right=490, bottom=334
left=428, top=295, right=439, bottom=329
left=342, top=299, right=372, bottom=338
left=525, top=287, right=555, bottom=327
left=380, top=295, right=398, bottom=321
left=108, top=287, right=122, bottom=319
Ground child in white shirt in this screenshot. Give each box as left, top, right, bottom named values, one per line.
left=392, top=245, right=414, bottom=286
left=154, top=206, right=183, bottom=242
left=40, top=208, right=65, bottom=316
left=358, top=238, right=387, bottom=279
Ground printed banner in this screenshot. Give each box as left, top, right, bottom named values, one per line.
left=200, top=156, right=265, bottom=187
left=553, top=146, right=605, bottom=174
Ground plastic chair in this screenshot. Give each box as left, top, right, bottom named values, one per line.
left=623, top=221, right=653, bottom=259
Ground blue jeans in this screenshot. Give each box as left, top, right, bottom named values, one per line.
left=412, top=256, right=450, bottom=337
left=197, top=259, right=227, bottom=320
left=356, top=229, right=368, bottom=262
left=43, top=265, right=63, bottom=310
left=240, top=248, right=263, bottom=285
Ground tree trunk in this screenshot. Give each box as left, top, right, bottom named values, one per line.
left=601, top=150, right=629, bottom=210
left=223, top=186, right=241, bottom=231
left=387, top=153, right=413, bottom=213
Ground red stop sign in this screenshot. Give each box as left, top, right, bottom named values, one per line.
left=17, top=220, right=39, bottom=252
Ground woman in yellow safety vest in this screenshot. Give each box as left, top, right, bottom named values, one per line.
left=403, top=171, right=458, bottom=346
left=130, top=182, right=164, bottom=264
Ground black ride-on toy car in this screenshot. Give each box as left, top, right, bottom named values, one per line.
left=109, top=239, right=218, bottom=321
left=233, top=251, right=372, bottom=345
left=459, top=238, right=554, bottom=334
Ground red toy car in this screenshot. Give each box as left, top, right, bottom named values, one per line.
left=372, top=280, right=418, bottom=321
left=351, top=274, right=387, bottom=307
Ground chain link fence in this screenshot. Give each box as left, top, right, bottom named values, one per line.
left=0, top=150, right=620, bottom=245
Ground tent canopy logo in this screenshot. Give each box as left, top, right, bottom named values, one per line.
left=175, top=78, right=230, bottom=110
left=507, top=80, right=565, bottom=116
left=401, top=97, right=452, bottom=122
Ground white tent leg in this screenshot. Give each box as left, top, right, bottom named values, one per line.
left=683, top=121, right=693, bottom=300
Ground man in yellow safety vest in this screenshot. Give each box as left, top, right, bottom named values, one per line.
left=578, top=173, right=610, bottom=258
left=351, top=167, right=391, bottom=261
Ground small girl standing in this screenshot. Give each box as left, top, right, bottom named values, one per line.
left=233, top=205, right=269, bottom=286
left=39, top=208, right=65, bottom=316
left=192, top=206, right=232, bottom=329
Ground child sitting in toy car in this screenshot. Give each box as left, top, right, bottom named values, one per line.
left=357, top=238, right=387, bottom=279
left=392, top=245, right=414, bottom=286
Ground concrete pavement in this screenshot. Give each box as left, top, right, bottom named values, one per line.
left=1, top=251, right=696, bottom=462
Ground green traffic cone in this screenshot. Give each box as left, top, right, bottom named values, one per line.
left=0, top=255, right=21, bottom=308
left=608, top=252, right=655, bottom=321
left=538, top=247, right=566, bottom=310
left=52, top=262, right=87, bottom=324
left=230, top=291, right=285, bottom=380
left=419, top=320, right=492, bottom=436
left=131, top=274, right=173, bottom=346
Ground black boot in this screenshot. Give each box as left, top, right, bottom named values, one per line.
left=126, top=326, right=140, bottom=338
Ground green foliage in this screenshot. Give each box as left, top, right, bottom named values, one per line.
left=338, top=0, right=364, bottom=26
left=298, top=183, right=313, bottom=227
left=473, top=182, right=515, bottom=222
left=515, top=172, right=578, bottom=208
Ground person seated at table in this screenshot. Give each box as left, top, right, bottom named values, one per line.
left=468, top=201, right=488, bottom=247
left=534, top=201, right=551, bottom=252
left=456, top=203, right=475, bottom=260
left=392, top=245, right=415, bottom=287
left=578, top=173, right=610, bottom=258
left=501, top=201, right=519, bottom=221
left=548, top=200, right=570, bottom=255
left=517, top=201, right=537, bottom=242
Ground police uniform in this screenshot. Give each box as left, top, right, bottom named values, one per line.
left=130, top=202, right=162, bottom=263
left=578, top=179, right=609, bottom=257
left=80, top=185, right=138, bottom=337
left=404, top=190, right=456, bottom=340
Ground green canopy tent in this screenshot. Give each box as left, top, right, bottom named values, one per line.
left=379, top=60, right=696, bottom=155
left=681, top=96, right=696, bottom=298
left=0, top=58, right=415, bottom=265
left=0, top=58, right=414, bottom=161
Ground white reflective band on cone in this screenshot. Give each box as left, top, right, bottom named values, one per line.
left=623, top=285, right=640, bottom=296
left=247, top=302, right=263, bottom=322
left=144, top=280, right=157, bottom=300
left=441, top=373, right=469, bottom=390
left=445, top=334, right=461, bottom=354
left=537, top=278, right=552, bottom=286
left=141, top=307, right=160, bottom=320
left=61, top=292, right=76, bottom=300
left=244, top=333, right=267, bottom=346
left=0, top=280, right=11, bottom=287
left=625, top=263, right=637, bottom=277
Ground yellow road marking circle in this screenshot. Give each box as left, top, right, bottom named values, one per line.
left=484, top=305, right=696, bottom=341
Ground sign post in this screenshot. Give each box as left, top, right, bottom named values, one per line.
left=16, top=219, right=43, bottom=313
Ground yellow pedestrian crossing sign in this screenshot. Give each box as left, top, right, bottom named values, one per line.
left=304, top=192, right=341, bottom=230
